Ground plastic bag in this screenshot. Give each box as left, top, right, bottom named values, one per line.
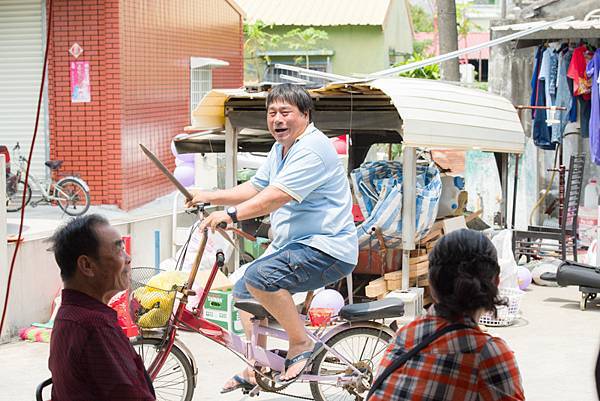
left=175, top=226, right=234, bottom=271
left=491, top=230, right=519, bottom=289
left=351, top=161, right=442, bottom=249
left=132, top=271, right=188, bottom=328
left=108, top=291, right=139, bottom=336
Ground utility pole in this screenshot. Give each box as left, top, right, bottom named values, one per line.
left=436, top=0, right=460, bottom=81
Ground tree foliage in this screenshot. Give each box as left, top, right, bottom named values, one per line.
left=409, top=4, right=434, bottom=33
left=243, top=20, right=282, bottom=81
left=396, top=52, right=440, bottom=80
left=456, top=2, right=482, bottom=40
left=282, top=28, right=328, bottom=68
left=243, top=21, right=328, bottom=81
left=395, top=37, right=439, bottom=80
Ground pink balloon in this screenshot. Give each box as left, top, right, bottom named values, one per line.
left=173, top=164, right=195, bottom=187
left=331, top=138, right=347, bottom=155
left=517, top=266, right=532, bottom=290
left=177, top=153, right=195, bottom=163
left=310, top=289, right=345, bottom=315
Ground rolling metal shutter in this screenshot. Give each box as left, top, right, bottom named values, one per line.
left=0, top=0, right=48, bottom=182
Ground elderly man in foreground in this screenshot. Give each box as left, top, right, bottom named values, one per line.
left=47, top=214, right=155, bottom=401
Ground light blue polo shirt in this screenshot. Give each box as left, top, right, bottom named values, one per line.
left=250, top=123, right=358, bottom=265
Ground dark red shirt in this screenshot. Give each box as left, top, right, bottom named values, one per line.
left=49, top=289, right=155, bottom=401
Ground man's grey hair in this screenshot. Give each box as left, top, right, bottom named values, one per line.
left=47, top=214, right=110, bottom=281
left=266, top=83, right=314, bottom=120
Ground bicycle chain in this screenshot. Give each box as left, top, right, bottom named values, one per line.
left=254, top=358, right=367, bottom=401
left=252, top=360, right=320, bottom=400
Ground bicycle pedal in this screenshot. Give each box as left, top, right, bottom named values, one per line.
left=248, top=385, right=260, bottom=397
left=270, top=348, right=288, bottom=359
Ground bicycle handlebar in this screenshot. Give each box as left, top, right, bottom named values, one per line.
left=216, top=250, right=225, bottom=267
left=185, top=203, right=231, bottom=230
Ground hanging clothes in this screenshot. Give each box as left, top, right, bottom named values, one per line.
left=547, top=47, right=559, bottom=98
left=568, top=44, right=593, bottom=138
left=530, top=46, right=543, bottom=110
left=568, top=45, right=592, bottom=99
left=539, top=48, right=555, bottom=111
left=554, top=49, right=574, bottom=143
left=586, top=49, right=600, bottom=165
left=532, top=46, right=555, bottom=149
left=569, top=76, right=578, bottom=123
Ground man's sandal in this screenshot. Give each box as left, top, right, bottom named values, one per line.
left=220, top=374, right=256, bottom=394
left=276, top=347, right=321, bottom=384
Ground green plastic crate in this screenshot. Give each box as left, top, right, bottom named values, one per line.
left=242, top=237, right=269, bottom=260
left=202, top=289, right=244, bottom=335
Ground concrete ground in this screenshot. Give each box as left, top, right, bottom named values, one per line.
left=1, top=284, right=599, bottom=401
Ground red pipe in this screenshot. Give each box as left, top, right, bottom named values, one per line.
left=0, top=0, right=53, bottom=336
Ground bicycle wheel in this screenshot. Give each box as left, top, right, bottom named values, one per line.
left=54, top=177, right=90, bottom=216
left=6, top=179, right=31, bottom=212
left=310, top=327, right=392, bottom=401
left=131, top=337, right=195, bottom=401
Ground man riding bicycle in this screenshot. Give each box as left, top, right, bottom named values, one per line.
left=187, top=83, right=358, bottom=392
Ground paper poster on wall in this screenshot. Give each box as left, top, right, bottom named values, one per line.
left=70, top=61, right=91, bottom=103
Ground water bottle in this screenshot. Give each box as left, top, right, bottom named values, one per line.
left=584, top=178, right=599, bottom=209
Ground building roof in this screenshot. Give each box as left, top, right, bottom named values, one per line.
left=225, top=0, right=245, bottom=18
left=414, top=32, right=491, bottom=59
left=236, top=0, right=392, bottom=26
left=178, top=77, right=524, bottom=154
left=492, top=19, right=600, bottom=39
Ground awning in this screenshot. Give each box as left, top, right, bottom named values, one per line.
left=190, top=57, right=230, bottom=69
left=491, top=19, right=600, bottom=48
left=176, top=77, right=525, bottom=154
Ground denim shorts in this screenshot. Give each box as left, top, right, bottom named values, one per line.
left=233, top=242, right=355, bottom=300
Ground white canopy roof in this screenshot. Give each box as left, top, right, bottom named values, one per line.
left=323, top=79, right=525, bottom=153
left=182, top=77, right=525, bottom=154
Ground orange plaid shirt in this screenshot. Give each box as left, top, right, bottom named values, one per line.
left=370, top=307, right=525, bottom=401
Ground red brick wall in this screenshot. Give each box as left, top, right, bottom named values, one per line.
left=47, top=0, right=122, bottom=205
left=119, top=0, right=243, bottom=209
left=48, top=0, right=243, bottom=209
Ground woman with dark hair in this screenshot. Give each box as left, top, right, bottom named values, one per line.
left=368, top=229, right=525, bottom=401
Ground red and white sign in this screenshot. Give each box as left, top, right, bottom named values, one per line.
left=69, top=43, right=83, bottom=58
left=70, top=61, right=91, bottom=103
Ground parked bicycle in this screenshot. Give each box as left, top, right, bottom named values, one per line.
left=5, top=142, right=91, bottom=216
left=129, top=203, right=404, bottom=401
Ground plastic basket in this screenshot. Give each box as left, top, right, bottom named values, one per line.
left=478, top=287, right=524, bottom=327
left=129, top=268, right=186, bottom=329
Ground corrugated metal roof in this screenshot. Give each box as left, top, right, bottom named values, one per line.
left=183, top=77, right=525, bottom=154
left=236, top=0, right=392, bottom=26
left=492, top=19, right=600, bottom=32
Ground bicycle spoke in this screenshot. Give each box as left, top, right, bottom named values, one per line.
left=132, top=340, right=191, bottom=401
left=311, top=329, right=392, bottom=401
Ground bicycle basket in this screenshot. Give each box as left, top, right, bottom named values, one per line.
left=129, top=268, right=188, bottom=329
left=478, top=287, right=524, bottom=327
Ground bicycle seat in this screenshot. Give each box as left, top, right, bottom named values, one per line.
left=339, top=298, right=404, bottom=322
left=45, top=160, right=63, bottom=170
left=234, top=299, right=272, bottom=320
